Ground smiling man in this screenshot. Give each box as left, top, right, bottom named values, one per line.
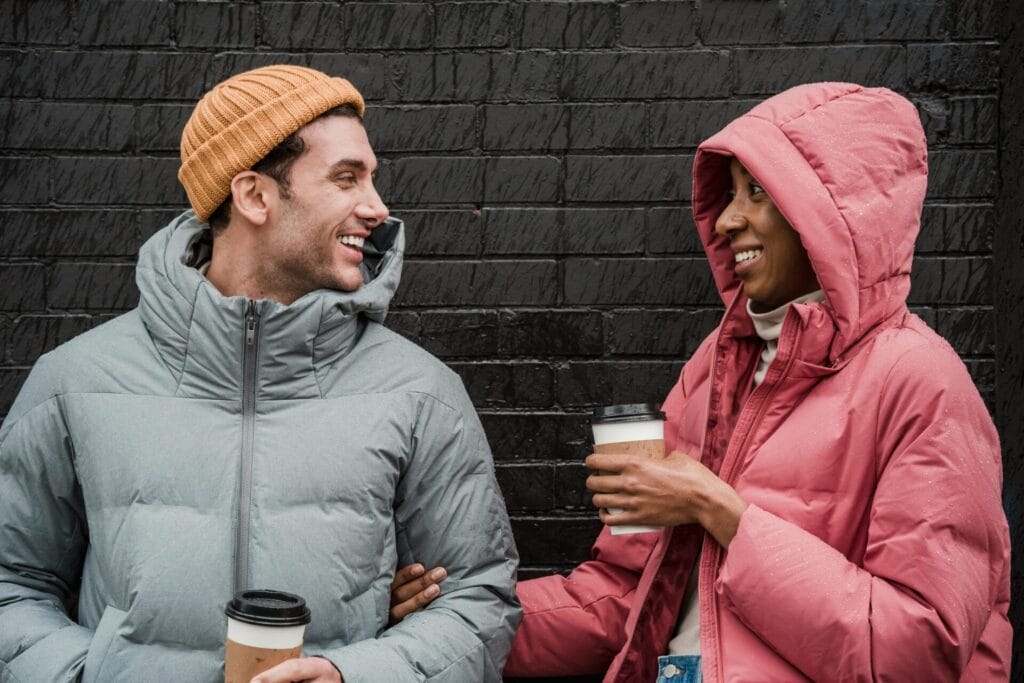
left=0, top=65, right=520, bottom=683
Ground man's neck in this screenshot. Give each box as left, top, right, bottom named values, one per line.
left=205, top=235, right=299, bottom=305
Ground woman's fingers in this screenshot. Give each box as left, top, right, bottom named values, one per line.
left=389, top=566, right=446, bottom=624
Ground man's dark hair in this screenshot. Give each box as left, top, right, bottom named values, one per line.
left=208, top=103, right=362, bottom=235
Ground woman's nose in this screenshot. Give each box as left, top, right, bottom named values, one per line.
left=715, top=202, right=747, bottom=237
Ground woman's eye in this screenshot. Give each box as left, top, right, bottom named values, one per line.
left=750, top=182, right=765, bottom=196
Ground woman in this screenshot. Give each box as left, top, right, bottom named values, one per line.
left=392, top=82, right=1012, bottom=681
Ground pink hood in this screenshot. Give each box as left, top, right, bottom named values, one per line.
left=693, top=82, right=928, bottom=359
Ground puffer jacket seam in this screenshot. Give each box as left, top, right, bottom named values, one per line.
left=421, top=602, right=512, bottom=682
left=0, top=396, right=60, bottom=449
left=745, top=86, right=863, bottom=129
left=871, top=335, right=936, bottom=474
left=175, top=282, right=202, bottom=397
left=312, top=299, right=327, bottom=399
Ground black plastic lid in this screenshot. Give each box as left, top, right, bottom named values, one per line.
left=591, top=403, right=666, bottom=424
left=225, top=590, right=311, bottom=627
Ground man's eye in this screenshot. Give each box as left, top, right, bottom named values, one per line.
left=335, top=174, right=356, bottom=185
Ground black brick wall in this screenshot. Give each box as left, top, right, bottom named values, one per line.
left=1, top=0, right=1021, bottom=678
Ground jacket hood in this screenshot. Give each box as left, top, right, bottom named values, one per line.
left=692, top=82, right=928, bottom=360
left=136, top=211, right=405, bottom=396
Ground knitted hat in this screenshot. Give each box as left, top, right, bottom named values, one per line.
left=178, top=65, right=365, bottom=221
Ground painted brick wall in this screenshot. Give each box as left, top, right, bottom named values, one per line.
left=1, top=0, right=1020, bottom=678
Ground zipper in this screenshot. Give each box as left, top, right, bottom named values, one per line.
left=235, top=299, right=261, bottom=593
left=702, top=315, right=803, bottom=683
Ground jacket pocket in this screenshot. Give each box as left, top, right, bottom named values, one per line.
left=81, top=606, right=127, bottom=683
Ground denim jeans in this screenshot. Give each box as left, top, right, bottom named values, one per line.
left=655, top=654, right=702, bottom=683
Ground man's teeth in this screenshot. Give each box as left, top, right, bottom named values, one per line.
left=338, top=235, right=365, bottom=248
left=735, top=249, right=763, bottom=264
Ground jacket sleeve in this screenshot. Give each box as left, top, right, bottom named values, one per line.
left=0, top=358, right=93, bottom=682
left=503, top=527, right=659, bottom=677
left=314, top=384, right=521, bottom=683
left=716, top=345, right=1011, bottom=681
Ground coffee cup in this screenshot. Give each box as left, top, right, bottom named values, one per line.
left=224, top=589, right=311, bottom=683
left=591, top=403, right=667, bottom=535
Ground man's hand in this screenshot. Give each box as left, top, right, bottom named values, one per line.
left=585, top=450, right=748, bottom=548
left=251, top=656, right=341, bottom=683
left=390, top=563, right=446, bottom=624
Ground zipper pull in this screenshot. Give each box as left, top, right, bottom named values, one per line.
left=245, top=301, right=257, bottom=346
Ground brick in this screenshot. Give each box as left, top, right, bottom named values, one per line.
left=344, top=3, right=433, bottom=50
left=907, top=44, right=998, bottom=91
left=136, top=105, right=192, bottom=152
left=435, top=2, right=511, bottom=48
left=260, top=2, right=343, bottom=50
left=496, top=464, right=555, bottom=511
left=916, top=204, right=993, bottom=253
left=565, top=155, right=693, bottom=202
left=137, top=209, right=188, bottom=242
left=7, top=315, right=113, bottom=363
left=649, top=100, right=758, bottom=149
left=555, top=360, right=683, bottom=407
left=366, top=105, right=475, bottom=153
left=0, top=265, right=47, bottom=311
left=418, top=311, right=499, bottom=357
left=305, top=53, right=388, bottom=101
left=52, top=157, right=184, bottom=206
left=0, top=158, right=51, bottom=204
left=519, top=2, right=616, bottom=49
left=735, top=46, right=906, bottom=95
left=908, top=256, right=991, bottom=305
left=481, top=412, right=589, bottom=461
left=568, top=104, right=645, bottom=150
left=564, top=258, right=718, bottom=305
left=936, top=308, right=994, bottom=356
left=0, top=210, right=140, bottom=257
left=449, top=362, right=554, bottom=409
left=484, top=157, right=561, bottom=203
left=927, top=151, right=997, bottom=199
left=4, top=51, right=211, bottom=99
left=487, top=51, right=562, bottom=102
left=398, top=209, right=480, bottom=256
left=947, top=97, right=998, bottom=145
left=908, top=306, right=937, bottom=329
left=47, top=263, right=138, bottom=310
left=386, top=157, right=483, bottom=204
left=553, top=462, right=592, bottom=509
left=964, top=359, right=995, bottom=392
left=698, top=0, right=781, bottom=45
left=620, top=1, right=698, bottom=47
left=482, top=105, right=570, bottom=151
left=175, top=2, right=255, bottom=48
left=381, top=310, right=418, bottom=342
left=0, top=369, right=31, bottom=418
left=77, top=0, right=173, bottom=46
left=0, top=101, right=134, bottom=152
left=782, top=0, right=946, bottom=43
left=483, top=208, right=645, bottom=255
left=563, top=51, right=730, bottom=99
left=499, top=310, right=605, bottom=356
left=646, top=207, right=703, bottom=254
left=1, top=0, right=75, bottom=44
left=396, top=261, right=559, bottom=306
left=950, top=0, right=1004, bottom=39
left=384, top=52, right=491, bottom=101
left=607, top=308, right=721, bottom=356
left=511, top=517, right=602, bottom=565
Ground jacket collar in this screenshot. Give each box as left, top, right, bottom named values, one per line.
left=136, top=211, right=405, bottom=399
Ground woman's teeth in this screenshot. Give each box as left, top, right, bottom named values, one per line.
left=735, top=248, right=762, bottom=264
left=338, top=235, right=364, bottom=248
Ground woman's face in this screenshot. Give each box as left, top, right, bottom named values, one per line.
left=714, top=159, right=820, bottom=313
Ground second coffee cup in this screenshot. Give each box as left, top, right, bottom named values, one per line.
left=224, top=589, right=311, bottom=683
left=591, top=403, right=667, bottom=535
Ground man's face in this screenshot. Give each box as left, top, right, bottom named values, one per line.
left=714, top=158, right=819, bottom=312
left=261, top=116, right=389, bottom=300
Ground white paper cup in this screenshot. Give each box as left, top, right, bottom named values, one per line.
left=224, top=590, right=310, bottom=683
left=591, top=404, right=666, bottom=535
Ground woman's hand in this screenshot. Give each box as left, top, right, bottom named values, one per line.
left=389, top=563, right=446, bottom=624
left=585, top=450, right=749, bottom=548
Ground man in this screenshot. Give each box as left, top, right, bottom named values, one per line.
left=0, top=65, right=520, bottom=682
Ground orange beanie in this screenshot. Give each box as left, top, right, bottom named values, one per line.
left=178, top=64, right=365, bottom=221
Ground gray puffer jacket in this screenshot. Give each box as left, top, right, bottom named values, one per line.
left=0, top=212, right=521, bottom=682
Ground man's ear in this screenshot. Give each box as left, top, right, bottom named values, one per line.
left=229, top=171, right=275, bottom=226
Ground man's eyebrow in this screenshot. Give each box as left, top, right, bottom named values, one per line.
left=328, top=159, right=368, bottom=173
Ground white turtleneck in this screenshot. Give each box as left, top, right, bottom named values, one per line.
left=666, top=288, right=825, bottom=659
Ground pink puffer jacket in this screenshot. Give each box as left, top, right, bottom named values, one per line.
left=504, top=82, right=1012, bottom=681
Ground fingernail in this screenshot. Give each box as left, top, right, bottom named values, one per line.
left=430, top=568, right=447, bottom=581
left=410, top=564, right=424, bottom=576
left=426, top=584, right=440, bottom=597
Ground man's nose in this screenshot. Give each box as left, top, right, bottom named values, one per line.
left=359, top=184, right=389, bottom=228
